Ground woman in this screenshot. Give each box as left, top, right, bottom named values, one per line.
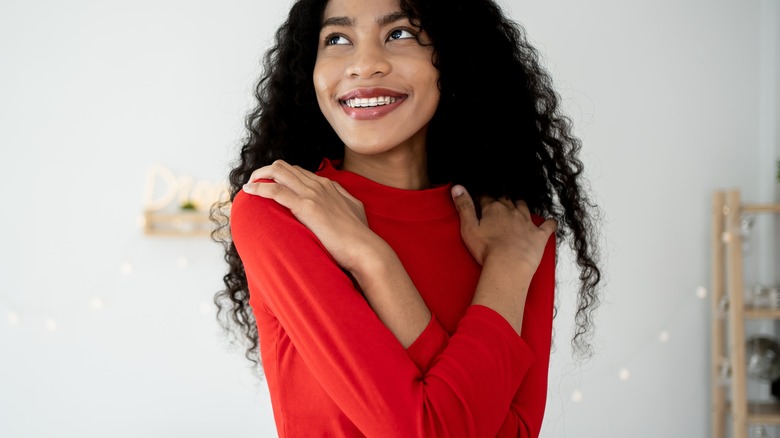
left=212, top=0, right=602, bottom=436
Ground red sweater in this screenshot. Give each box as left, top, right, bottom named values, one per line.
left=230, top=159, right=556, bottom=437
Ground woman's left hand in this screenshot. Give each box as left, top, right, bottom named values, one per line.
left=242, top=159, right=378, bottom=272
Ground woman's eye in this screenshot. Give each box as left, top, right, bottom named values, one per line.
left=388, top=29, right=416, bottom=41
left=325, top=34, right=350, bottom=45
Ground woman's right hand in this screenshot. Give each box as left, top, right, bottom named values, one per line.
left=243, top=160, right=432, bottom=347
left=242, top=160, right=379, bottom=272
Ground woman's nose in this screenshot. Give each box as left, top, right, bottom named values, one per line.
left=346, top=43, right=391, bottom=78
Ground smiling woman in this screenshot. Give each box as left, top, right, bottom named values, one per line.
left=211, top=0, right=603, bottom=436
left=313, top=2, right=439, bottom=174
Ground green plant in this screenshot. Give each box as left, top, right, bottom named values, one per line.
left=180, top=200, right=198, bottom=211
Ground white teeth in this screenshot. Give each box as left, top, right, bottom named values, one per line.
left=343, top=96, right=398, bottom=108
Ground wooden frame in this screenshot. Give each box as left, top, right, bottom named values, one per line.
left=711, top=189, right=780, bottom=438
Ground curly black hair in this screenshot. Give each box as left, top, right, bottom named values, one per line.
left=212, top=0, right=603, bottom=368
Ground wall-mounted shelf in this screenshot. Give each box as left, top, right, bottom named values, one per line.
left=746, top=403, right=780, bottom=425
left=711, top=189, right=780, bottom=438
left=143, top=210, right=214, bottom=237
left=742, top=204, right=780, bottom=214
left=744, top=308, right=780, bottom=320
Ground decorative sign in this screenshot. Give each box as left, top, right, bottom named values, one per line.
left=143, top=164, right=229, bottom=212
left=141, top=165, right=230, bottom=237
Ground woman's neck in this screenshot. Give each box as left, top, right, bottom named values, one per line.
left=341, top=148, right=430, bottom=191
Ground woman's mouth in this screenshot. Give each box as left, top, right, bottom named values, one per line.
left=342, top=96, right=399, bottom=108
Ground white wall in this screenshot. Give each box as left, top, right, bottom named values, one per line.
left=0, top=1, right=775, bottom=437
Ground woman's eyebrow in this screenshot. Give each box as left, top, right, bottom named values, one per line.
left=377, top=11, right=409, bottom=27
left=321, top=16, right=353, bottom=28
left=321, top=11, right=409, bottom=29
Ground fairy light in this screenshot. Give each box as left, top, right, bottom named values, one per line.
left=120, top=263, right=134, bottom=275
left=90, top=297, right=104, bottom=311
left=7, top=311, right=20, bottom=326
left=2, top=197, right=716, bottom=422
left=44, top=319, right=58, bottom=331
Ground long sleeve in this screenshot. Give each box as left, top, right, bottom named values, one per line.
left=496, top=229, right=556, bottom=437
left=404, top=213, right=557, bottom=438
left=231, top=190, right=546, bottom=437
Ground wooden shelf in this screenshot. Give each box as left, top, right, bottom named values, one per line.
left=143, top=210, right=215, bottom=237
left=743, top=204, right=780, bottom=214
left=745, top=307, right=780, bottom=320
left=711, top=190, right=780, bottom=438
left=748, top=402, right=780, bottom=425
left=725, top=402, right=780, bottom=425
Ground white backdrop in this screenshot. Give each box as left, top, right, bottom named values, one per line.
left=1, top=0, right=778, bottom=437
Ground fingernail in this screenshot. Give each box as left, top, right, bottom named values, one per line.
left=451, top=185, right=464, bottom=197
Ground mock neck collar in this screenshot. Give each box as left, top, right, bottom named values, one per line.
left=317, top=158, right=455, bottom=220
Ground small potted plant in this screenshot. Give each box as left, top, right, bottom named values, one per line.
left=180, top=200, right=198, bottom=212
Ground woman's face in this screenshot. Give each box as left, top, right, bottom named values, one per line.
left=313, top=0, right=440, bottom=159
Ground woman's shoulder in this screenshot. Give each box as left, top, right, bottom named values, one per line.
left=232, top=189, right=288, bottom=218
left=230, top=190, right=306, bottom=243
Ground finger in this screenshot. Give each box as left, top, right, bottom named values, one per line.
left=452, top=185, right=478, bottom=229
left=242, top=180, right=299, bottom=211
left=479, top=195, right=496, bottom=211
left=242, top=178, right=275, bottom=195
left=497, top=196, right=514, bottom=209
left=513, top=198, right=530, bottom=213
left=247, top=159, right=288, bottom=183
left=247, top=160, right=308, bottom=195
left=248, top=169, right=273, bottom=184
left=288, top=164, right=325, bottom=189
left=538, top=218, right=559, bottom=237
left=331, top=181, right=361, bottom=205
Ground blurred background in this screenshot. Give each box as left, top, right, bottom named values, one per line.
left=1, top=0, right=778, bottom=437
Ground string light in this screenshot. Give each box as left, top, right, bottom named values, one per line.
left=563, top=283, right=704, bottom=396
left=0, top=183, right=223, bottom=337
left=7, top=311, right=20, bottom=326
left=0, top=251, right=213, bottom=332
left=120, top=263, right=134, bottom=275
left=44, top=319, right=58, bottom=331
left=3, top=229, right=709, bottom=413
left=90, top=298, right=104, bottom=311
